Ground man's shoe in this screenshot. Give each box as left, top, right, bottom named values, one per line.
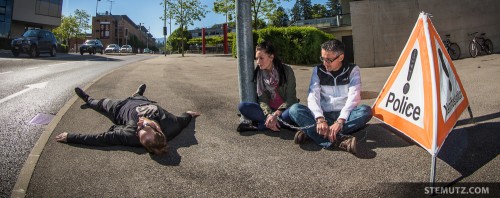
left=74, top=87, right=89, bottom=103
left=294, top=130, right=307, bottom=144
left=134, top=84, right=147, bottom=96
left=336, top=135, right=357, bottom=154
left=236, top=123, right=258, bottom=132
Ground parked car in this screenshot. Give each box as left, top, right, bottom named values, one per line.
left=120, top=45, right=133, bottom=53
left=79, top=39, right=104, bottom=55
left=11, top=29, right=58, bottom=58
left=104, top=44, right=120, bottom=53
left=143, top=48, right=150, bottom=54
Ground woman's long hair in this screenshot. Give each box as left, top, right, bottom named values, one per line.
left=253, top=41, right=287, bottom=86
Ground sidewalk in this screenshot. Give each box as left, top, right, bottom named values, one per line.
left=17, top=54, right=500, bottom=197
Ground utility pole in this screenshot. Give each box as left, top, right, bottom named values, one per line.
left=236, top=0, right=256, bottom=123
left=163, top=0, right=167, bottom=56
left=108, top=0, right=114, bottom=15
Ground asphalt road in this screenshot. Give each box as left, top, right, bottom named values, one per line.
left=0, top=52, right=155, bottom=197
left=23, top=54, right=499, bottom=197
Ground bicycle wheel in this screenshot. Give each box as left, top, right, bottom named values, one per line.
left=484, top=39, right=494, bottom=55
left=469, top=41, right=479, bottom=58
left=448, top=43, right=461, bottom=60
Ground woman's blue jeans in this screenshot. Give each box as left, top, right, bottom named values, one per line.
left=238, top=102, right=298, bottom=131
left=288, top=104, right=373, bottom=148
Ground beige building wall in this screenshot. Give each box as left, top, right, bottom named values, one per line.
left=12, top=0, right=61, bottom=27
left=351, top=0, right=500, bottom=67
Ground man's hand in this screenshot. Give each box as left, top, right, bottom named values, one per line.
left=316, top=118, right=329, bottom=137
left=327, top=120, right=344, bottom=142
left=265, top=115, right=280, bottom=132
left=186, top=111, right=201, bottom=118
left=55, top=132, right=68, bottom=143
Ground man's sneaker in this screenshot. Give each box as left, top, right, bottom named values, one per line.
left=336, top=135, right=357, bottom=154
left=74, top=87, right=89, bottom=103
left=236, top=123, right=258, bottom=132
left=134, top=84, right=147, bottom=96
left=294, top=130, right=307, bottom=144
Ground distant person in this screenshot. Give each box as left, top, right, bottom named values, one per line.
left=288, top=39, right=373, bottom=154
left=55, top=84, right=200, bottom=155
left=237, top=41, right=300, bottom=132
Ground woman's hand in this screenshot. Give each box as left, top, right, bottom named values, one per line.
left=265, top=114, right=280, bottom=132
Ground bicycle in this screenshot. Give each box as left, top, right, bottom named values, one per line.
left=442, top=34, right=461, bottom=60
left=468, top=32, right=494, bottom=58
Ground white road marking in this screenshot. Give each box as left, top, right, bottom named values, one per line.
left=0, top=82, right=48, bottom=104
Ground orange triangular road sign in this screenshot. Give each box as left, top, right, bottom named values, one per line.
left=371, top=12, right=470, bottom=156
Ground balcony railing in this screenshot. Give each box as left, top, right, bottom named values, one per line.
left=291, top=14, right=351, bottom=28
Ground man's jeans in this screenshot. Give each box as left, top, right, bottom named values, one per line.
left=288, top=104, right=373, bottom=148
left=238, top=102, right=298, bottom=131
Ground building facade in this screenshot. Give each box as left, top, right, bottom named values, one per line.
left=350, top=0, right=500, bottom=67
left=0, top=0, right=62, bottom=48
left=92, top=13, right=155, bottom=52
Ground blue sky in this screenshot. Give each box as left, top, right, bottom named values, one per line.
left=62, top=0, right=328, bottom=39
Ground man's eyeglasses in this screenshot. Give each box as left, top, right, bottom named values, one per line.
left=320, top=55, right=342, bottom=64
left=138, top=122, right=161, bottom=133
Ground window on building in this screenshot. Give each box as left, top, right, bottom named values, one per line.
left=100, top=23, right=110, bottom=38
left=35, top=0, right=62, bottom=17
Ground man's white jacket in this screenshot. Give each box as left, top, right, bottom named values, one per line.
left=307, top=63, right=362, bottom=121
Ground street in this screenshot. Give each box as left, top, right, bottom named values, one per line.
left=0, top=52, right=155, bottom=197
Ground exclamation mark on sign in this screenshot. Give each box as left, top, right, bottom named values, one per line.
left=438, top=49, right=452, bottom=92
left=403, top=49, right=418, bottom=94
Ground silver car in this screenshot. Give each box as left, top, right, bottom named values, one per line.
left=120, top=45, right=133, bottom=53
left=105, top=44, right=120, bottom=53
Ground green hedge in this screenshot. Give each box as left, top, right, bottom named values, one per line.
left=57, top=44, right=69, bottom=53
left=232, top=26, right=333, bottom=65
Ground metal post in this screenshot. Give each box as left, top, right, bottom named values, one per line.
left=223, top=23, right=228, bottom=54
left=236, top=0, right=256, bottom=122
left=430, top=155, right=436, bottom=187
left=202, top=28, right=206, bottom=54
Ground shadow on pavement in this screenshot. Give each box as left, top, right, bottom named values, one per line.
left=438, top=120, right=500, bottom=184
left=150, top=120, right=199, bottom=166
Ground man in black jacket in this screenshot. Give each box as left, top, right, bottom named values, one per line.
left=55, top=84, right=200, bottom=155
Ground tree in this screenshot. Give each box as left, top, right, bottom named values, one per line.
left=269, top=6, right=289, bottom=27
left=301, top=0, right=313, bottom=20
left=326, top=0, right=341, bottom=16
left=311, top=4, right=328, bottom=19
left=53, top=15, right=79, bottom=45
left=213, top=0, right=235, bottom=23
left=163, top=0, right=207, bottom=57
left=290, top=2, right=301, bottom=24
left=166, top=27, right=191, bottom=53
left=291, top=0, right=313, bottom=21
left=213, top=0, right=290, bottom=30
left=73, top=9, right=91, bottom=38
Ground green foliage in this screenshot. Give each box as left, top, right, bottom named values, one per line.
left=53, top=15, right=79, bottom=45
left=73, top=9, right=91, bottom=36
left=57, top=43, right=69, bottom=53
left=164, top=0, right=207, bottom=56
left=188, top=32, right=235, bottom=46
left=167, top=27, right=191, bottom=53
left=214, top=0, right=290, bottom=30
left=268, top=6, right=289, bottom=27
left=232, top=26, right=333, bottom=65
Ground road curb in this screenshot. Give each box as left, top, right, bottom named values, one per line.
left=10, top=65, right=125, bottom=198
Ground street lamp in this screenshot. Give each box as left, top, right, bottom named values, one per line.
left=96, top=0, right=101, bottom=16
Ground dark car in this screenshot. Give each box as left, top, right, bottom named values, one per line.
left=79, top=39, right=104, bottom=55
left=11, top=29, right=58, bottom=57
